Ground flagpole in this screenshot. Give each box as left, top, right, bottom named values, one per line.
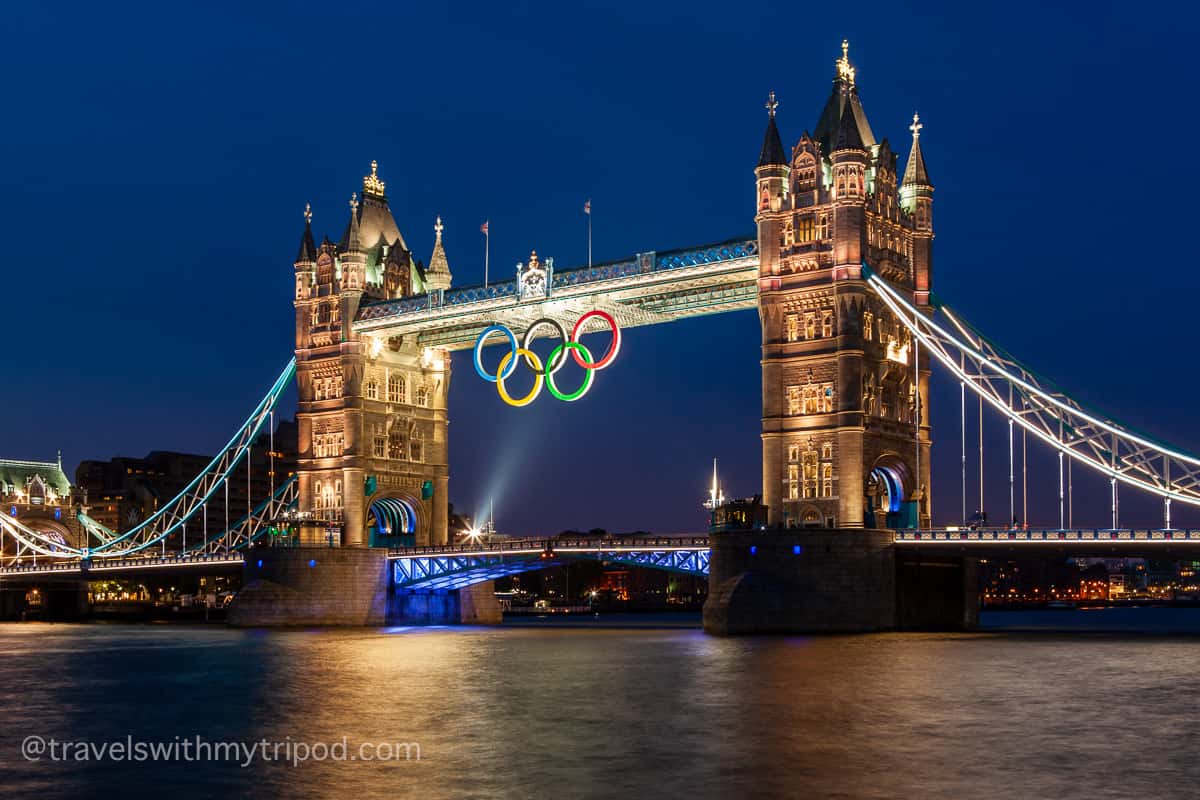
left=483, top=220, right=489, bottom=287
left=585, top=199, right=592, bottom=267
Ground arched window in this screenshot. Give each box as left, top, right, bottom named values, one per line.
left=387, top=374, right=404, bottom=404
left=365, top=379, right=379, bottom=400
left=415, top=386, right=428, bottom=407
left=410, top=430, right=423, bottom=462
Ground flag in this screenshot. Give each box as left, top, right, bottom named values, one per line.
left=480, top=220, right=489, bottom=235
left=583, top=199, right=591, bottom=215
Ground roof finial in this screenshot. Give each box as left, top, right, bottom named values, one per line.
left=434, top=215, right=444, bottom=241
left=765, top=90, right=778, bottom=119
left=304, top=202, right=312, bottom=225
left=349, top=192, right=358, bottom=212
left=909, top=111, right=923, bottom=139
left=57, top=449, right=62, bottom=468
left=363, top=160, right=386, bottom=196
left=836, top=39, right=856, bottom=86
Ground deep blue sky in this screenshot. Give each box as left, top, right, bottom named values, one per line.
left=5, top=0, right=1197, bottom=533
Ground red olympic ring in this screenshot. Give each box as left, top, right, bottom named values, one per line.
left=570, top=310, right=621, bottom=370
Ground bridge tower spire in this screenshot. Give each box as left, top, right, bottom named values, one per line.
left=756, top=41, right=933, bottom=531
left=292, top=161, right=452, bottom=548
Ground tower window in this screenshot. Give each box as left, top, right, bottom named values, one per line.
left=787, top=386, right=801, bottom=416
left=821, top=443, right=833, bottom=460
left=863, top=311, right=874, bottom=341
left=787, top=465, right=799, bottom=500
left=387, top=374, right=405, bottom=404
left=821, top=310, right=833, bottom=338
left=365, top=379, right=379, bottom=400
left=416, top=386, right=429, bottom=407
left=785, top=314, right=799, bottom=343
left=804, top=312, right=816, bottom=340
left=796, top=216, right=814, bottom=243
left=822, top=463, right=834, bottom=498
left=388, top=430, right=407, bottom=460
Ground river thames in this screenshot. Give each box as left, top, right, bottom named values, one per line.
left=3, top=611, right=1200, bottom=799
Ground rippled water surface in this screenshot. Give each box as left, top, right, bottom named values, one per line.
left=3, top=613, right=1200, bottom=799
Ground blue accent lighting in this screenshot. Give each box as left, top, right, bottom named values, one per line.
left=793, top=545, right=802, bottom=555
left=256, top=559, right=263, bottom=568
left=308, top=559, right=317, bottom=568
left=750, top=545, right=757, bottom=555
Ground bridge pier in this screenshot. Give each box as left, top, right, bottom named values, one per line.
left=389, top=582, right=501, bottom=626
left=703, top=529, right=977, bottom=635
left=227, top=548, right=501, bottom=627
left=228, top=548, right=390, bottom=626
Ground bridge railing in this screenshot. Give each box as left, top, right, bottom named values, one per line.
left=896, top=529, right=1200, bottom=543
left=0, top=552, right=245, bottom=575
left=388, top=535, right=711, bottom=557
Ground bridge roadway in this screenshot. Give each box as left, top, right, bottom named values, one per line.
left=7, top=530, right=1200, bottom=583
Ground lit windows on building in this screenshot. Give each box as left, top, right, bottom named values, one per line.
left=804, top=312, right=816, bottom=340
left=312, top=433, right=343, bottom=459
left=821, top=443, right=833, bottom=460
left=372, top=434, right=386, bottom=459
left=787, top=464, right=799, bottom=500
left=388, top=430, right=407, bottom=460
left=821, top=310, right=833, bottom=338
left=787, top=386, right=801, bottom=415
left=786, top=314, right=799, bottom=343
left=387, top=373, right=405, bottom=404
left=796, top=216, right=815, bottom=243
left=803, top=450, right=818, bottom=498
left=415, top=386, right=429, bottom=407
left=863, top=311, right=874, bottom=340
left=365, top=379, right=379, bottom=400
left=821, top=463, right=833, bottom=498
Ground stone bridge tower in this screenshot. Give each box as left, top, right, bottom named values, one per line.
left=292, top=163, right=451, bottom=547
left=756, top=42, right=933, bottom=530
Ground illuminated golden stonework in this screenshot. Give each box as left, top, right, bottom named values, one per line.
left=837, top=39, right=856, bottom=86
left=363, top=160, right=386, bottom=196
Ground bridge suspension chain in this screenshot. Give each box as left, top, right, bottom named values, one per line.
left=866, top=269, right=1199, bottom=523
left=0, top=359, right=296, bottom=560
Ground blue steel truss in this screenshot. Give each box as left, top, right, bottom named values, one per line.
left=390, top=541, right=711, bottom=590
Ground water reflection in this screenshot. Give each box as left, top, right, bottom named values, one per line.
left=2, top=621, right=1200, bottom=799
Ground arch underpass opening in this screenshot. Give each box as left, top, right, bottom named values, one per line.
left=369, top=497, right=419, bottom=548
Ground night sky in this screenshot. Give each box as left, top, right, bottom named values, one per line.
left=5, top=1, right=1197, bottom=533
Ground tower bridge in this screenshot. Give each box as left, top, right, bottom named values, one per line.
left=4, top=41, right=1200, bottom=632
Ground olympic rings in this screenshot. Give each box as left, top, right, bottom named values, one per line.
left=545, top=342, right=594, bottom=402
left=521, top=318, right=569, bottom=374
left=496, top=348, right=544, bottom=407
left=570, top=310, right=621, bottom=370
left=473, top=324, right=518, bottom=383
left=473, top=312, right=621, bottom=406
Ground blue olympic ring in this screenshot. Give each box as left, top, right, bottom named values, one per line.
left=473, top=324, right=519, bottom=383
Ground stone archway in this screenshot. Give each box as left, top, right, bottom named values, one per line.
left=366, top=495, right=424, bottom=547
left=867, top=453, right=915, bottom=529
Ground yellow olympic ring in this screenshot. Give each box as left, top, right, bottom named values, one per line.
left=495, top=348, right=544, bottom=407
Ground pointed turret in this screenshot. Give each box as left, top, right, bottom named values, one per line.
left=813, top=40, right=876, bottom=156
left=754, top=91, right=791, bottom=277
left=832, top=99, right=865, bottom=152
left=345, top=192, right=362, bottom=253
left=900, top=112, right=934, bottom=303
left=758, top=91, right=787, bottom=167
left=425, top=216, right=452, bottom=292
left=901, top=112, right=931, bottom=188
left=295, top=203, right=317, bottom=264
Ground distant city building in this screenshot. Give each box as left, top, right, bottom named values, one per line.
left=74, top=418, right=297, bottom=539
left=0, top=455, right=83, bottom=552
